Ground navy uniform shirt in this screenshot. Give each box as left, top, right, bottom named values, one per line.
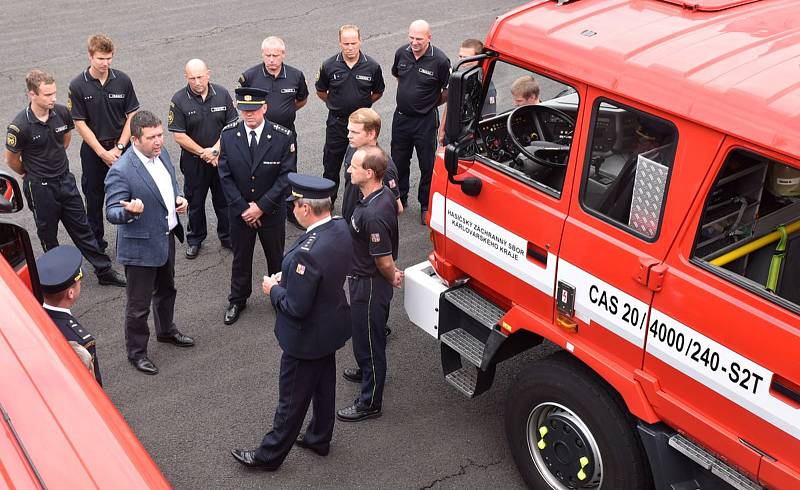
left=315, top=52, right=385, bottom=116
left=168, top=82, right=237, bottom=148
left=44, top=307, right=103, bottom=386
left=6, top=104, right=74, bottom=178
left=238, top=63, right=309, bottom=130
left=391, top=44, right=450, bottom=116
left=341, top=145, right=400, bottom=222
left=68, top=68, right=139, bottom=142
left=349, top=186, right=399, bottom=277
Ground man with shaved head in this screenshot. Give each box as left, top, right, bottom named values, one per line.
left=390, top=20, right=450, bottom=225
left=239, top=36, right=309, bottom=227
left=168, top=59, right=237, bottom=258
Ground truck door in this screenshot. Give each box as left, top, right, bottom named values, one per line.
left=557, top=92, right=719, bottom=409
left=431, top=61, right=585, bottom=319
left=643, top=140, right=800, bottom=487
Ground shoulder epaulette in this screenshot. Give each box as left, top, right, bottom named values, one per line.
left=222, top=121, right=238, bottom=131
left=272, top=123, right=291, bottom=136
left=300, top=232, right=318, bottom=251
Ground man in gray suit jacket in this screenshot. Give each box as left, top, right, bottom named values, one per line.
left=105, top=110, right=195, bottom=375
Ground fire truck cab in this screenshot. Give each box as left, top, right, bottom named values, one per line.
left=404, top=1, right=800, bottom=489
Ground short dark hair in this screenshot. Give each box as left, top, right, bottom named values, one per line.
left=460, top=38, right=484, bottom=53
left=26, top=69, right=55, bottom=93
left=130, top=110, right=161, bottom=138
left=356, top=145, right=388, bottom=181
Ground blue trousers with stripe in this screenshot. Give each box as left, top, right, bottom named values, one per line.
left=349, top=275, right=393, bottom=409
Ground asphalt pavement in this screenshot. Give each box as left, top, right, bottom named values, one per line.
left=0, top=1, right=551, bottom=488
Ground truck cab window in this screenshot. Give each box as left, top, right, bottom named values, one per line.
left=581, top=100, right=677, bottom=239
left=693, top=149, right=800, bottom=310
left=474, top=61, right=579, bottom=196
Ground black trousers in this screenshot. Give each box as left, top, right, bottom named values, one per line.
left=349, top=275, right=393, bottom=409
left=255, top=352, right=336, bottom=469
left=123, top=233, right=178, bottom=360
left=180, top=153, right=229, bottom=246
left=322, top=113, right=349, bottom=204
left=22, top=172, right=112, bottom=273
left=79, top=141, right=111, bottom=249
left=228, top=215, right=285, bottom=305
left=390, top=109, right=438, bottom=208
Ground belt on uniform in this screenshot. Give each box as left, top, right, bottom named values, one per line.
left=396, top=110, right=432, bottom=118
left=24, top=172, right=69, bottom=183
left=347, top=274, right=379, bottom=280
left=329, top=111, right=349, bottom=120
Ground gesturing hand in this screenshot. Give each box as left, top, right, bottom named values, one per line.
left=120, top=198, right=144, bottom=214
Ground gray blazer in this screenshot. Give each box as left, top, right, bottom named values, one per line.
left=104, top=147, right=184, bottom=267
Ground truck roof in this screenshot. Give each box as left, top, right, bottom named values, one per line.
left=489, top=0, right=800, bottom=158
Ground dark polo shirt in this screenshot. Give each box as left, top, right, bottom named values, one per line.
left=315, top=52, right=385, bottom=116
left=6, top=104, right=74, bottom=178
left=168, top=82, right=237, bottom=148
left=391, top=44, right=450, bottom=116
left=68, top=68, right=139, bottom=142
left=238, top=63, right=309, bottom=130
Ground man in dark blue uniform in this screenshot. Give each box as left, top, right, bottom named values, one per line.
left=68, top=34, right=139, bottom=251
left=168, top=59, right=238, bottom=259
left=231, top=173, right=352, bottom=471
left=37, top=245, right=103, bottom=385
left=5, top=69, right=125, bottom=287
left=218, top=87, right=297, bottom=325
left=337, top=146, right=402, bottom=422
left=316, top=24, right=385, bottom=205
left=238, top=36, right=309, bottom=229
left=390, top=20, right=450, bottom=224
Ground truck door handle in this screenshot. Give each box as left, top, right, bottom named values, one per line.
left=771, top=375, right=800, bottom=409
left=527, top=242, right=548, bottom=266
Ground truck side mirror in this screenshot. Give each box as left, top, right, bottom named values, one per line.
left=444, top=64, right=484, bottom=145
left=0, top=173, right=23, bottom=214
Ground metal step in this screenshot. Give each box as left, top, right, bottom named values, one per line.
left=668, top=434, right=762, bottom=490
left=445, top=367, right=478, bottom=397
left=443, top=286, right=505, bottom=329
left=440, top=328, right=485, bottom=367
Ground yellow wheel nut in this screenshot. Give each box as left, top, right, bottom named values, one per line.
left=577, top=456, right=590, bottom=480
left=537, top=426, right=548, bottom=449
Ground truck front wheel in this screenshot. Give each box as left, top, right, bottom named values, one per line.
left=505, top=352, right=652, bottom=489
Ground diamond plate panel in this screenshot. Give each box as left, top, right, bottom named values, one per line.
left=629, top=150, right=669, bottom=238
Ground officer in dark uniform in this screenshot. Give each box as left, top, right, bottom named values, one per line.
left=231, top=173, right=352, bottom=471
left=238, top=36, right=308, bottom=228
left=337, top=146, right=402, bottom=422
left=315, top=24, right=385, bottom=204
left=37, top=245, right=103, bottom=385
left=218, top=87, right=297, bottom=325
left=390, top=20, right=450, bottom=223
left=5, top=69, right=125, bottom=287
left=68, top=34, right=139, bottom=250
left=168, top=59, right=238, bottom=258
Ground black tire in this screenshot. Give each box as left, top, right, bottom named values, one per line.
left=505, top=352, right=652, bottom=490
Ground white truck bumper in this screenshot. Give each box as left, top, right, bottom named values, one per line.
left=403, top=261, right=449, bottom=339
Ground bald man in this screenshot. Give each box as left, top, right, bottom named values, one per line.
left=168, top=59, right=238, bottom=258
left=390, top=20, right=450, bottom=224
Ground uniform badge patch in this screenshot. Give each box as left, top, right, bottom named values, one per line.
left=6, top=133, right=16, bottom=147
left=370, top=233, right=381, bottom=243
left=290, top=143, right=296, bottom=152
left=168, top=110, right=174, bottom=125
left=67, top=97, right=72, bottom=111
left=316, top=69, right=321, bottom=81
left=296, top=263, right=306, bottom=275
left=8, top=124, right=19, bottom=133
left=388, top=179, right=396, bottom=188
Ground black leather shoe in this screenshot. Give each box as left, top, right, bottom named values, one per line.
left=97, top=268, right=126, bottom=287
left=385, top=327, right=392, bottom=338
left=420, top=207, right=428, bottom=225
left=130, top=357, right=158, bottom=375
left=220, top=239, right=232, bottom=250
left=156, top=331, right=195, bottom=347
left=186, top=243, right=200, bottom=259
left=230, top=449, right=276, bottom=470
left=337, top=402, right=382, bottom=422
left=295, top=435, right=329, bottom=456
left=342, top=367, right=362, bottom=383
left=224, top=303, right=246, bottom=325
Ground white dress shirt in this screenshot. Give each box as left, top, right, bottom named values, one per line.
left=132, top=146, right=178, bottom=231
left=306, top=215, right=331, bottom=232
left=244, top=120, right=265, bottom=146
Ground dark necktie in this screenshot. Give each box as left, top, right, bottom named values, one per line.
left=249, top=130, right=257, bottom=160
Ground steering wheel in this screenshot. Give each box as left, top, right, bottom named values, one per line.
left=506, top=105, right=575, bottom=168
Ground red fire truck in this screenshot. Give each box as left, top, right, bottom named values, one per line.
left=404, top=1, right=800, bottom=488
left=0, top=173, right=169, bottom=488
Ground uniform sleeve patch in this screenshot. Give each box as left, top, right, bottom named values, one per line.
left=168, top=110, right=174, bottom=125
left=67, top=97, right=73, bottom=111
left=295, top=263, right=306, bottom=275
left=6, top=133, right=16, bottom=147
left=371, top=233, right=381, bottom=243
left=7, top=124, right=19, bottom=133
left=388, top=179, right=396, bottom=188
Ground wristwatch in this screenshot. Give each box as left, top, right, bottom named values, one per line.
left=116, top=143, right=125, bottom=151
left=211, top=148, right=219, bottom=157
